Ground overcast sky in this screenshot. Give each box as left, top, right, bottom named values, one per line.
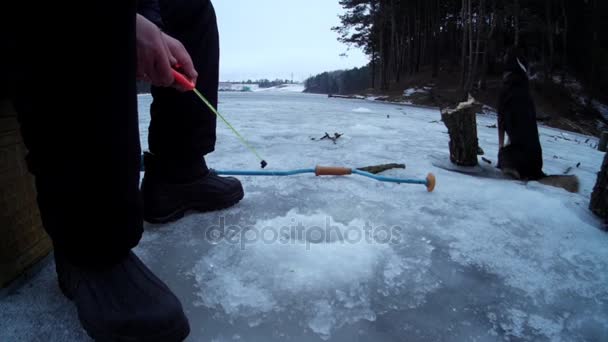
left=213, top=0, right=369, bottom=82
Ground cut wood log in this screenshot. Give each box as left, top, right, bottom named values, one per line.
left=441, top=96, right=482, bottom=167
left=357, top=163, right=406, bottom=174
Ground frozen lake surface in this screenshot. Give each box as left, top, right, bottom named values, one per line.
left=1, top=92, right=607, bottom=341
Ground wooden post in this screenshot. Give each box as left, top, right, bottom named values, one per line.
left=590, top=152, right=608, bottom=226
left=441, top=96, right=482, bottom=167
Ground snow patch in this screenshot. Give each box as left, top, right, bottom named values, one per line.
left=352, top=107, right=373, bottom=113
left=403, top=87, right=429, bottom=97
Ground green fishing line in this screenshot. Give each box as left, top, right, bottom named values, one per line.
left=193, top=88, right=267, bottom=167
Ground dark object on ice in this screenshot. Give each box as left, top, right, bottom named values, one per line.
left=357, top=163, right=406, bottom=174
left=55, top=251, right=190, bottom=341
left=577, top=162, right=581, bottom=168
left=477, top=146, right=485, bottom=155
left=482, top=157, right=492, bottom=164
left=497, top=48, right=544, bottom=180
left=487, top=124, right=497, bottom=128
left=319, top=132, right=344, bottom=144
left=387, top=115, right=390, bottom=118
left=441, top=96, right=482, bottom=167
left=142, top=153, right=244, bottom=224
left=261, top=160, right=268, bottom=169
left=590, top=153, right=608, bottom=223
left=598, top=131, right=608, bottom=152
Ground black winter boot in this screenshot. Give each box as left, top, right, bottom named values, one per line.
left=141, top=152, right=244, bottom=224
left=55, top=251, right=190, bottom=342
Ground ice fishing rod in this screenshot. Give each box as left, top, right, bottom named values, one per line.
left=172, top=68, right=268, bottom=168
left=215, top=166, right=436, bottom=192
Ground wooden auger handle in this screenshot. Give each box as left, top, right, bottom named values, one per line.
left=315, top=166, right=353, bottom=176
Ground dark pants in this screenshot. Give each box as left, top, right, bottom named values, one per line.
left=150, top=0, right=219, bottom=168
left=5, top=0, right=219, bottom=267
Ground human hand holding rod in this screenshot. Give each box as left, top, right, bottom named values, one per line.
left=136, top=14, right=197, bottom=91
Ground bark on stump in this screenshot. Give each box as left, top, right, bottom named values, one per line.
left=441, top=96, right=482, bottom=167
left=590, top=152, right=608, bottom=226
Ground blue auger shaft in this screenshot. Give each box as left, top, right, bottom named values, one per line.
left=215, top=167, right=436, bottom=192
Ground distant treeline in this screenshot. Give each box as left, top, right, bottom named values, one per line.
left=256, top=79, right=295, bottom=88
left=304, top=66, right=371, bottom=95
left=309, top=0, right=607, bottom=97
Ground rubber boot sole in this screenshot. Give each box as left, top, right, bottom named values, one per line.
left=144, top=187, right=244, bottom=224
left=58, top=280, right=190, bottom=342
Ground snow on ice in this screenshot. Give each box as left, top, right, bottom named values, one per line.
left=1, top=91, right=607, bottom=341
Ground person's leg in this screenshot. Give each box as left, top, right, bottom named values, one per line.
left=142, top=0, right=243, bottom=224
left=12, top=3, right=142, bottom=268
left=148, top=0, right=218, bottom=175
left=8, top=2, right=189, bottom=340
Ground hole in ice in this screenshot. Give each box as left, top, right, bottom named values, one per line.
left=191, top=210, right=438, bottom=339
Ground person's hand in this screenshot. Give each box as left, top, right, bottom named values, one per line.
left=136, top=14, right=174, bottom=87
left=161, top=32, right=198, bottom=91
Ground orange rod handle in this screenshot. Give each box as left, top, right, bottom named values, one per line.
left=171, top=69, right=195, bottom=91
left=315, top=166, right=353, bottom=176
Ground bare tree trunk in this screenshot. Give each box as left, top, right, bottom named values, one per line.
left=466, top=0, right=474, bottom=91
left=514, top=0, right=520, bottom=47
left=371, top=47, right=376, bottom=89
left=481, top=1, right=496, bottom=89
left=415, top=1, right=422, bottom=73
left=460, top=0, right=468, bottom=87
left=470, top=0, right=484, bottom=89
left=432, top=0, right=441, bottom=78
left=545, top=0, right=554, bottom=84
left=560, top=0, right=568, bottom=84
left=590, top=0, right=600, bottom=97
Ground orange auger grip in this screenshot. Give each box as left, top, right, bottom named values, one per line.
left=315, top=166, right=353, bottom=176
left=171, top=68, right=196, bottom=91
left=426, top=173, right=436, bottom=192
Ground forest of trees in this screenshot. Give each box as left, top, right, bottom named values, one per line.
left=304, top=66, right=371, bottom=94
left=257, top=79, right=296, bottom=88
left=307, top=0, right=607, bottom=99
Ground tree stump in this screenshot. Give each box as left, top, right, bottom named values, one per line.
left=590, top=152, right=608, bottom=226
left=441, top=96, right=482, bottom=167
